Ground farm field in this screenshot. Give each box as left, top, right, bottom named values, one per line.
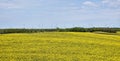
left=0, top=32, right=120, bottom=61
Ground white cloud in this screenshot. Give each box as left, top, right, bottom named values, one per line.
left=0, top=3, right=22, bottom=9
left=0, top=0, right=44, bottom=9
left=102, top=0, right=120, bottom=8
left=82, top=1, right=98, bottom=7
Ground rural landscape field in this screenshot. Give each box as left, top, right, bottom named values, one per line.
left=0, top=32, right=120, bottom=61
left=0, top=0, right=120, bottom=61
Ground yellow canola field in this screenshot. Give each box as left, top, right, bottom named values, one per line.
left=0, top=32, right=120, bottom=61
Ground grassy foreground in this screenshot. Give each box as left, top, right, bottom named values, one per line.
left=0, top=32, right=120, bottom=61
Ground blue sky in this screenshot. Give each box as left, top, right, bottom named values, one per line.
left=0, top=0, right=120, bottom=28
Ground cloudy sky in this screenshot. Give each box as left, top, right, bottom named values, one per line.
left=0, top=0, right=120, bottom=28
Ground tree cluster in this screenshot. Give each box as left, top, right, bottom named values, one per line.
left=0, top=27, right=119, bottom=34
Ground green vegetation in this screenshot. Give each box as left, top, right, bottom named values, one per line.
left=0, top=32, right=120, bottom=61
left=0, top=27, right=120, bottom=34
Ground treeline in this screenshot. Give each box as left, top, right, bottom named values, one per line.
left=0, top=27, right=120, bottom=34
left=64, top=27, right=120, bottom=33
left=0, top=29, right=56, bottom=34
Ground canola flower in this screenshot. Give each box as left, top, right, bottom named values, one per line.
left=0, top=32, right=120, bottom=61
